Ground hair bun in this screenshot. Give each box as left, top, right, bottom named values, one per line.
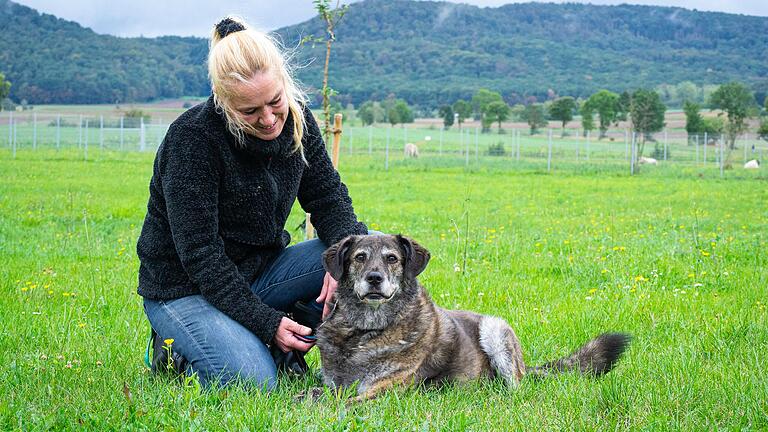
left=215, top=18, right=246, bottom=39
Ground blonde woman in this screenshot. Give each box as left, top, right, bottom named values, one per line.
left=136, top=17, right=367, bottom=390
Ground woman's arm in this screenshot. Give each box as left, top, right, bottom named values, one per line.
left=297, top=109, right=368, bottom=246
left=158, top=125, right=284, bottom=344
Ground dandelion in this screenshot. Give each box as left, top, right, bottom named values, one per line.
left=701, top=250, right=710, bottom=257
left=589, top=288, right=597, bottom=294
left=634, top=275, right=647, bottom=282
left=164, top=338, right=174, bottom=346
left=601, top=269, right=609, bottom=274
left=78, top=323, right=86, bottom=328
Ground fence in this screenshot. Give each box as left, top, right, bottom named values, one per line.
left=2, top=111, right=169, bottom=157
left=2, top=110, right=766, bottom=176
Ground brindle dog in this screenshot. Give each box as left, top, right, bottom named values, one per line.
left=316, top=234, right=630, bottom=401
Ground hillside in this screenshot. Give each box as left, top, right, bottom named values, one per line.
left=1, top=0, right=767, bottom=108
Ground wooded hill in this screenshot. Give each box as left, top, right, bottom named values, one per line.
left=1, top=0, right=766, bottom=108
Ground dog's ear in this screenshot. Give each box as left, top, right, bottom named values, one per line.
left=396, top=235, right=430, bottom=279
left=323, top=235, right=357, bottom=281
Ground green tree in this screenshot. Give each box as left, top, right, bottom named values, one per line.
left=683, top=101, right=705, bottom=142
left=709, top=82, right=756, bottom=149
left=388, top=99, right=413, bottom=126
left=758, top=118, right=768, bottom=142
left=357, top=100, right=375, bottom=126
left=471, top=89, right=503, bottom=131
left=580, top=101, right=595, bottom=136
left=629, top=89, right=666, bottom=159
left=521, top=103, right=547, bottom=135
left=483, top=100, right=510, bottom=132
left=452, top=100, right=472, bottom=129
left=0, top=72, right=11, bottom=111
left=548, top=96, right=576, bottom=136
left=311, top=0, right=350, bottom=144
left=616, top=91, right=631, bottom=122
left=585, top=90, right=620, bottom=139
left=438, top=104, right=454, bottom=129
left=676, top=81, right=701, bottom=105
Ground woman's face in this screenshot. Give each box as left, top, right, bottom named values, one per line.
left=230, top=71, right=288, bottom=141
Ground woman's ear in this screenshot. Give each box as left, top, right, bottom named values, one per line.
left=322, top=236, right=357, bottom=281
left=396, top=235, right=431, bottom=279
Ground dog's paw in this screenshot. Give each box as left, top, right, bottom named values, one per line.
left=294, top=386, right=325, bottom=403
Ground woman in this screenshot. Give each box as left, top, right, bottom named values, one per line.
left=136, top=17, right=367, bottom=390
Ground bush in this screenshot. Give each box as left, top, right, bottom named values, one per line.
left=651, top=142, right=669, bottom=160
left=487, top=142, right=506, bottom=156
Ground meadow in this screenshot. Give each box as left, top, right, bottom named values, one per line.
left=1, top=146, right=767, bottom=430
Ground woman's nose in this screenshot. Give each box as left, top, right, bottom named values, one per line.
left=259, top=108, right=275, bottom=126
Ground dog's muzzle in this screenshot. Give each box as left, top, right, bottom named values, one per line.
left=357, top=271, right=396, bottom=305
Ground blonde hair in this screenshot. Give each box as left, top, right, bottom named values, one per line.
left=208, top=16, right=308, bottom=155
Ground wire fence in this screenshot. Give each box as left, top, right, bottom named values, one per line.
left=2, top=110, right=766, bottom=176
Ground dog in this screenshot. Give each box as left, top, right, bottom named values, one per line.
left=404, top=143, right=419, bottom=158
left=316, top=234, right=630, bottom=400
left=638, top=156, right=658, bottom=165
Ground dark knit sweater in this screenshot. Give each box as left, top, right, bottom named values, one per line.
left=136, top=96, right=367, bottom=344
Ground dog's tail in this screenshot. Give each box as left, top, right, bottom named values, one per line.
left=526, top=333, right=631, bottom=379
left=478, top=316, right=526, bottom=386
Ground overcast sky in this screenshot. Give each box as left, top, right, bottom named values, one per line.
left=13, top=0, right=768, bottom=38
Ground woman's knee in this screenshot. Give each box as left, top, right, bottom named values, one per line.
left=193, top=345, right=278, bottom=390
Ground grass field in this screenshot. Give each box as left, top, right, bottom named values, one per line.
left=1, top=149, right=767, bottom=430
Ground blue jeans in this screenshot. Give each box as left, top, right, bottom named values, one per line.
left=143, top=238, right=327, bottom=390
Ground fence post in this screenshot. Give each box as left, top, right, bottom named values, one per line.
left=348, top=126, right=353, bottom=155
left=475, top=127, right=479, bottom=162
left=547, top=129, right=553, bottom=172
left=7, top=111, right=11, bottom=148
left=720, top=136, right=724, bottom=178
left=624, top=128, right=629, bottom=161
left=439, top=127, right=443, bottom=156
left=703, top=132, right=708, bottom=163
left=586, top=129, right=590, bottom=161
left=56, top=115, right=60, bottom=151
left=120, top=116, right=124, bottom=151
left=663, top=129, right=668, bottom=161
left=385, top=127, right=390, bottom=171
left=12, top=119, right=16, bottom=158
left=465, top=129, right=469, bottom=167
left=78, top=115, right=83, bottom=149
left=516, top=129, right=520, bottom=161
left=100, top=115, right=104, bottom=150
left=140, top=118, right=146, bottom=152
left=33, top=112, right=37, bottom=150
left=630, top=132, right=636, bottom=175
left=743, top=134, right=748, bottom=164
left=368, top=125, right=372, bottom=155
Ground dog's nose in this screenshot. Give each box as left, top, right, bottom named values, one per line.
left=365, top=271, right=384, bottom=286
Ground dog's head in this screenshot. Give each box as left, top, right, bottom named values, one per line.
left=323, top=234, right=430, bottom=306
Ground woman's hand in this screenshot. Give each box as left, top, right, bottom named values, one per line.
left=273, top=317, right=314, bottom=353
left=316, top=271, right=338, bottom=319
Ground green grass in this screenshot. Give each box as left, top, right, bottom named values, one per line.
left=1, top=149, right=767, bottom=430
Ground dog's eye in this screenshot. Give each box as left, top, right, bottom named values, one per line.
left=386, top=255, right=399, bottom=264
left=354, top=253, right=366, bottom=263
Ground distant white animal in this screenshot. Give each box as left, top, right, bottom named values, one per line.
left=744, top=159, right=760, bottom=169
left=638, top=156, right=658, bottom=165
left=404, top=143, right=419, bottom=158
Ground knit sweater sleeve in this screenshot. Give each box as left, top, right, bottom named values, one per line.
left=297, top=109, right=368, bottom=246
left=158, top=124, right=284, bottom=344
